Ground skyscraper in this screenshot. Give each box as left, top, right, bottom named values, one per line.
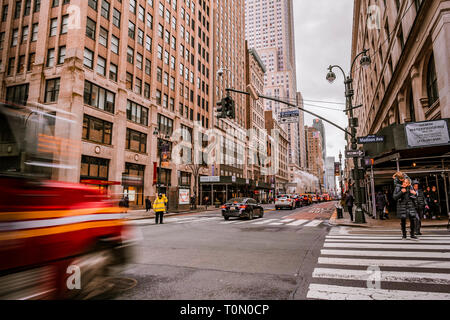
left=245, top=0, right=303, bottom=167
left=312, top=118, right=326, bottom=161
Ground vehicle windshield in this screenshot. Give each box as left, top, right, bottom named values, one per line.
left=227, top=198, right=246, bottom=204
left=0, top=103, right=76, bottom=178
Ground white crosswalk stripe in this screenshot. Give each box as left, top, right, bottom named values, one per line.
left=286, top=219, right=309, bottom=226
left=308, top=232, right=450, bottom=300
left=304, top=220, right=323, bottom=227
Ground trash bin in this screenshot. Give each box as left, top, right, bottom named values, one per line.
left=336, top=207, right=343, bottom=219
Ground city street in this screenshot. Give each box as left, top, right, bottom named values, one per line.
left=94, top=202, right=450, bottom=300
left=108, top=201, right=336, bottom=300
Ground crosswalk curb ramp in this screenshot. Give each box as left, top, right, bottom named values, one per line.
left=307, top=233, right=450, bottom=300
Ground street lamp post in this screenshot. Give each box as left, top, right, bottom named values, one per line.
left=153, top=127, right=170, bottom=196
left=339, top=151, right=344, bottom=200
left=326, top=49, right=371, bottom=224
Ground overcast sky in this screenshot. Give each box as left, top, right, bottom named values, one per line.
left=293, top=0, right=354, bottom=162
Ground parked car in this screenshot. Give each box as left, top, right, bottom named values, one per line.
left=275, top=194, right=295, bottom=210
left=222, top=198, right=264, bottom=220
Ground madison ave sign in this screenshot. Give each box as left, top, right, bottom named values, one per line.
left=357, top=135, right=385, bottom=144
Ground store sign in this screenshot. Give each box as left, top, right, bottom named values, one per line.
left=405, top=120, right=450, bottom=148
left=278, top=109, right=299, bottom=124
left=179, top=189, right=190, bottom=205
left=200, top=176, right=220, bottom=183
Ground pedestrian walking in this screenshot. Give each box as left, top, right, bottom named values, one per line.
left=153, top=193, right=166, bottom=224
left=428, top=186, right=439, bottom=219
left=204, top=196, right=209, bottom=210
left=412, top=180, right=425, bottom=235
left=145, top=196, right=151, bottom=213
left=345, top=192, right=354, bottom=222
left=190, top=194, right=196, bottom=210
left=124, top=195, right=129, bottom=208
left=383, top=190, right=390, bottom=219
left=375, top=191, right=387, bottom=220
left=392, top=173, right=417, bottom=240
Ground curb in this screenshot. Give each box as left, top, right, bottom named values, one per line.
left=329, top=220, right=449, bottom=229
left=125, top=209, right=221, bottom=220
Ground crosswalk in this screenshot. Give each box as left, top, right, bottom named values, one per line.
left=127, top=216, right=326, bottom=229
left=307, top=232, right=450, bottom=300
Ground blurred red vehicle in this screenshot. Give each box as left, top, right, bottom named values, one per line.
left=0, top=102, right=134, bottom=299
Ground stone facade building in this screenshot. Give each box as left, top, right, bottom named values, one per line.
left=305, top=126, right=324, bottom=192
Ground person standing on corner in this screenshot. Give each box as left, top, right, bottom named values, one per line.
left=428, top=186, right=439, bottom=219
left=412, top=180, right=425, bottom=235
left=393, top=174, right=417, bottom=240
left=162, top=193, right=168, bottom=214
left=375, top=191, right=387, bottom=220
left=145, top=196, right=152, bottom=213
left=345, top=192, right=354, bottom=222
left=153, top=193, right=166, bottom=224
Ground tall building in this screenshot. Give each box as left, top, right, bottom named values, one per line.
left=305, top=126, right=324, bottom=192
left=312, top=118, right=326, bottom=161
left=0, top=0, right=214, bottom=208
left=244, top=0, right=302, bottom=167
left=325, top=156, right=336, bottom=195
left=296, top=91, right=307, bottom=169
left=349, top=0, right=450, bottom=195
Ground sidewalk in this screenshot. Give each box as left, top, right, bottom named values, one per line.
left=124, top=205, right=221, bottom=220
left=329, top=208, right=449, bottom=229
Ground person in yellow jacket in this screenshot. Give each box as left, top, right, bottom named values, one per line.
left=153, top=193, right=166, bottom=224
left=162, top=194, right=168, bottom=213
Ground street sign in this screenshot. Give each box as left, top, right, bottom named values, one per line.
left=358, top=135, right=385, bottom=144
left=405, top=120, right=450, bottom=148
left=345, top=149, right=365, bottom=158
left=278, top=109, right=299, bottom=124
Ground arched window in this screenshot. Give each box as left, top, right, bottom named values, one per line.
left=427, top=54, right=439, bottom=105
left=408, top=88, right=416, bottom=122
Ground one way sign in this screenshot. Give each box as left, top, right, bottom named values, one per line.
left=345, top=150, right=365, bottom=158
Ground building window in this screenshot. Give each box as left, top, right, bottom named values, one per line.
left=408, top=89, right=416, bottom=123
left=156, top=89, right=161, bottom=105
left=11, top=29, right=18, bottom=47
left=127, top=100, right=148, bottom=126
left=101, top=0, right=110, bottom=19
left=49, top=18, right=58, bottom=37
left=99, top=27, right=108, bottom=47
left=111, top=35, right=119, bottom=54
left=112, top=8, right=121, bottom=27
left=134, top=77, right=142, bottom=94
left=14, top=0, right=22, bottom=19
left=82, top=114, right=112, bottom=145
left=109, top=63, right=117, bottom=81
left=46, top=48, right=55, bottom=67
left=6, top=84, right=29, bottom=106
left=57, top=46, right=66, bottom=64
left=21, top=26, right=28, bottom=43
left=126, top=128, right=147, bottom=153
left=80, top=155, right=109, bottom=180
left=86, top=18, right=96, bottom=40
left=157, top=114, right=173, bottom=135
left=88, top=0, right=98, bottom=11
left=83, top=48, right=94, bottom=68
left=145, top=59, right=151, bottom=75
left=27, top=52, right=35, bottom=71
left=127, top=46, right=134, bottom=64
left=126, top=72, right=133, bottom=90
left=61, top=15, right=68, bottom=34
left=32, top=24, right=38, bottom=41
left=97, top=55, right=106, bottom=76
left=83, top=80, right=115, bottom=113
left=144, top=83, right=150, bottom=98
left=427, top=54, right=439, bottom=106
left=45, top=78, right=60, bottom=103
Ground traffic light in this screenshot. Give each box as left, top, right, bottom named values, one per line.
left=216, top=98, right=227, bottom=119
left=216, top=96, right=235, bottom=120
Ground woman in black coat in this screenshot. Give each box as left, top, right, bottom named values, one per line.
left=393, top=177, right=417, bottom=239
left=375, top=191, right=387, bottom=220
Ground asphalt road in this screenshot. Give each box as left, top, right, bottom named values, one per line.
left=109, top=201, right=336, bottom=300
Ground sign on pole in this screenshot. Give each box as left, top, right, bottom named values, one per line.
left=405, top=120, right=450, bottom=148
left=278, top=109, right=299, bottom=124
left=345, top=150, right=365, bottom=158
left=358, top=135, right=385, bottom=144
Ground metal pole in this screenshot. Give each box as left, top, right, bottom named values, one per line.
left=396, top=158, right=400, bottom=172
left=443, top=172, right=449, bottom=218
left=158, top=140, right=162, bottom=196
left=371, top=164, right=377, bottom=219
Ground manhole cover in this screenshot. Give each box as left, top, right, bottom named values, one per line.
left=104, top=277, right=137, bottom=292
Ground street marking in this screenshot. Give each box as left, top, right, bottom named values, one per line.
left=220, top=221, right=238, bottom=224
left=281, top=219, right=295, bottom=222
left=323, top=243, right=450, bottom=250
left=326, top=235, right=450, bottom=239
left=307, top=284, right=450, bottom=300
left=176, top=217, right=212, bottom=224
left=304, top=220, right=322, bottom=227
left=312, top=268, right=450, bottom=285
left=268, top=222, right=284, bottom=225
left=286, top=219, right=309, bottom=226
left=252, top=219, right=279, bottom=225
left=320, top=249, right=450, bottom=259
left=325, top=239, right=450, bottom=244
left=318, top=257, right=450, bottom=269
